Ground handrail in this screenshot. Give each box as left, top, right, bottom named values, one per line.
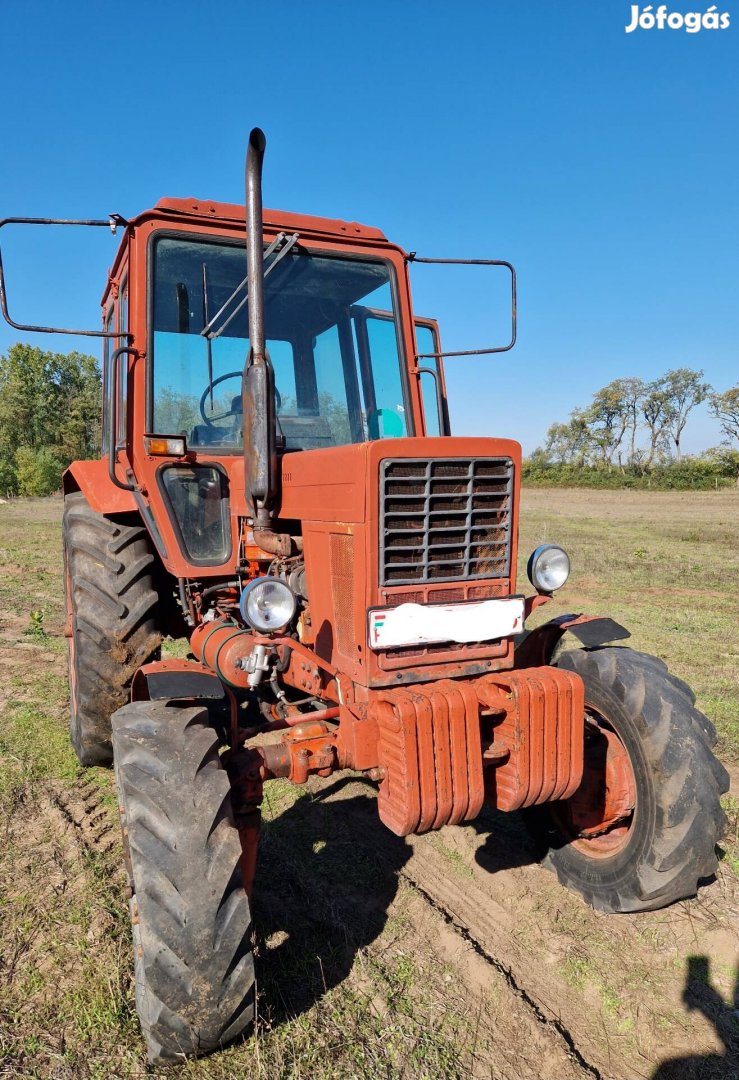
left=108, top=346, right=139, bottom=492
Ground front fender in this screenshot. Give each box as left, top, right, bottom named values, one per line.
left=514, top=613, right=630, bottom=669
left=63, top=458, right=137, bottom=514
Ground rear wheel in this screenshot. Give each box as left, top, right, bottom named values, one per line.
left=112, top=701, right=255, bottom=1063
left=530, top=647, right=728, bottom=913
left=63, top=492, right=161, bottom=766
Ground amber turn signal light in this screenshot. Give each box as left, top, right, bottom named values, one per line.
left=144, top=435, right=188, bottom=457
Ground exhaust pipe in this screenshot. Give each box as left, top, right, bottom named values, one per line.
left=242, top=128, right=290, bottom=556
left=245, top=128, right=267, bottom=368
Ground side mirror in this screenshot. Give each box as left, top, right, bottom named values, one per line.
left=0, top=216, right=124, bottom=337
left=408, top=254, right=516, bottom=358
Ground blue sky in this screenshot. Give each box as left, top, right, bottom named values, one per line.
left=1, top=0, right=737, bottom=454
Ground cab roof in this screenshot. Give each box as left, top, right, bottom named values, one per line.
left=133, top=197, right=389, bottom=244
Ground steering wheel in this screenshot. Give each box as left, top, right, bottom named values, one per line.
left=199, top=371, right=281, bottom=427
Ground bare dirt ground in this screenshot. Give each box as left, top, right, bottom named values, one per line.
left=0, top=491, right=737, bottom=1080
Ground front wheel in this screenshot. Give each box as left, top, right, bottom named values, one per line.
left=112, top=701, right=255, bottom=1062
left=529, top=647, right=729, bottom=913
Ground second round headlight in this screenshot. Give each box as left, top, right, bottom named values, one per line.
left=527, top=544, right=571, bottom=593
left=240, top=577, right=297, bottom=632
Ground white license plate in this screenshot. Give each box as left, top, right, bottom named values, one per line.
left=368, top=596, right=524, bottom=651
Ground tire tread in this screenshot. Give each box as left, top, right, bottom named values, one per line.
left=113, top=701, right=254, bottom=1063
left=63, top=492, right=161, bottom=766
left=544, top=647, right=728, bottom=912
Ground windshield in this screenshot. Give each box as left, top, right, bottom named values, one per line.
left=151, top=235, right=409, bottom=451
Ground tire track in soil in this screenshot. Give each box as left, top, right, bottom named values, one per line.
left=308, top=779, right=616, bottom=1078
left=403, top=873, right=603, bottom=1079
left=0, top=771, right=135, bottom=1080
left=401, top=833, right=635, bottom=1080
left=308, top=773, right=734, bottom=1079
left=393, top=886, right=594, bottom=1080
left=45, top=777, right=119, bottom=857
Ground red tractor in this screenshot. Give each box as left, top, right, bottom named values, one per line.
left=0, top=129, right=727, bottom=1064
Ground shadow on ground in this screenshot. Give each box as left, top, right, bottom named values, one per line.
left=471, top=801, right=544, bottom=874
left=252, top=778, right=408, bottom=1022
left=251, top=778, right=540, bottom=1024
left=652, top=956, right=739, bottom=1079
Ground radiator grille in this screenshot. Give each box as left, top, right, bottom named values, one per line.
left=380, top=457, right=514, bottom=586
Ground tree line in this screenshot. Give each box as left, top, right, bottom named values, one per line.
left=0, top=344, right=101, bottom=496
left=528, top=368, right=739, bottom=486
left=1, top=344, right=738, bottom=497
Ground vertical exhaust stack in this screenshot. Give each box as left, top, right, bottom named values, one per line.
left=243, top=128, right=290, bottom=556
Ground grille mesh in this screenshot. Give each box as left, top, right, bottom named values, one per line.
left=380, top=457, right=513, bottom=586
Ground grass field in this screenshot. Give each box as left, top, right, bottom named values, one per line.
left=522, top=488, right=739, bottom=761
left=0, top=489, right=737, bottom=1079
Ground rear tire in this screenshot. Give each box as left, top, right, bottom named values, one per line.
left=112, top=701, right=255, bottom=1063
left=530, top=647, right=728, bottom=913
left=63, top=491, right=161, bottom=766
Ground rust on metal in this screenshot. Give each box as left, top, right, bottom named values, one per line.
left=554, top=715, right=637, bottom=856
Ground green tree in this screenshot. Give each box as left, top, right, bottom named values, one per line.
left=641, top=379, right=674, bottom=467
left=0, top=343, right=101, bottom=495
left=709, top=385, right=739, bottom=445
left=584, top=379, right=632, bottom=467
left=14, top=446, right=66, bottom=496
left=155, top=385, right=201, bottom=435
left=545, top=410, right=594, bottom=465
left=709, top=386, right=739, bottom=485
left=619, top=376, right=646, bottom=466
left=662, top=368, right=711, bottom=463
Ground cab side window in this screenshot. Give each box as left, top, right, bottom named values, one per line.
left=415, top=323, right=448, bottom=436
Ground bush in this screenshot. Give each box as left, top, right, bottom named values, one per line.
left=14, top=447, right=65, bottom=497
left=0, top=456, right=17, bottom=497
left=521, top=457, right=737, bottom=491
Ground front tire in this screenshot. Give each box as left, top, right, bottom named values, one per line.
left=112, top=701, right=255, bottom=1063
left=531, top=647, right=729, bottom=913
left=63, top=492, right=161, bottom=766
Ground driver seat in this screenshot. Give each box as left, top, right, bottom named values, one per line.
left=190, top=424, right=222, bottom=446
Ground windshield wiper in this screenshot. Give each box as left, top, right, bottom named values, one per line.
left=200, top=232, right=299, bottom=341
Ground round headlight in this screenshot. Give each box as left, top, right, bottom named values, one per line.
left=527, top=544, right=571, bottom=593
left=240, top=577, right=297, bottom=633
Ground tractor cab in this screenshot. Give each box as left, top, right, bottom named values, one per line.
left=87, top=194, right=467, bottom=582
